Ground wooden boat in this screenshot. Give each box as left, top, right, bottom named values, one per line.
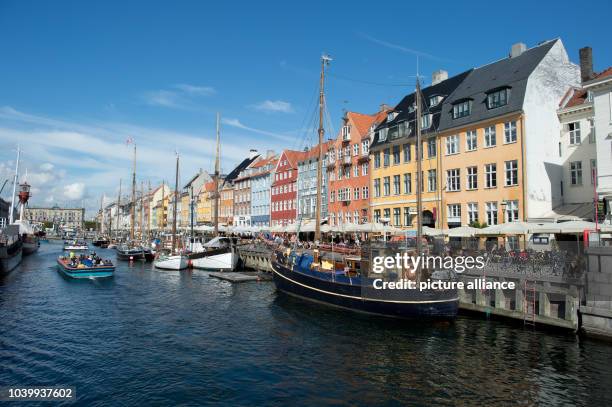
left=1, top=226, right=22, bottom=275
left=56, top=256, right=115, bottom=279
left=115, top=244, right=145, bottom=261
left=190, top=237, right=239, bottom=271
left=63, top=240, right=89, bottom=250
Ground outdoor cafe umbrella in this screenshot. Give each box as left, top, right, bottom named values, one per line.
left=447, top=225, right=477, bottom=238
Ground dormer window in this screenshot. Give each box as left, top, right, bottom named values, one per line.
left=378, top=128, right=388, bottom=141
left=429, top=95, right=441, bottom=107
left=586, top=91, right=593, bottom=102
left=342, top=125, right=351, bottom=141
left=388, top=125, right=400, bottom=140
left=421, top=114, right=432, bottom=129
left=408, top=103, right=415, bottom=113
left=387, top=111, right=397, bottom=122
left=452, top=100, right=471, bottom=119
left=399, top=121, right=410, bottom=137
left=486, top=87, right=510, bottom=109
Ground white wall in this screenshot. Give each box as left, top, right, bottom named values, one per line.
left=523, top=40, right=580, bottom=218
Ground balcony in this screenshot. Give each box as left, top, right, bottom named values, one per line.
left=341, top=156, right=352, bottom=166
left=326, top=158, right=336, bottom=169
left=357, top=151, right=369, bottom=162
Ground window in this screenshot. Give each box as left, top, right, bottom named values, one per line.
left=403, top=173, right=411, bottom=194
left=568, top=122, right=581, bottom=145
left=399, top=121, right=410, bottom=137
left=429, top=95, right=441, bottom=107
left=383, top=208, right=390, bottom=221
left=466, top=130, right=477, bottom=151
left=487, top=88, right=509, bottom=109
left=354, top=188, right=360, bottom=200
left=383, top=177, right=390, bottom=196
left=353, top=165, right=359, bottom=177
left=374, top=152, right=381, bottom=168
left=342, top=125, right=351, bottom=140
left=504, top=121, right=517, bottom=143
left=467, top=166, right=478, bottom=190
left=378, top=128, right=388, bottom=141
left=484, top=126, right=496, bottom=147
left=393, top=145, right=401, bottom=164
left=374, top=209, right=381, bottom=223
left=427, top=138, right=437, bottom=157
left=404, top=207, right=410, bottom=226
left=374, top=179, right=381, bottom=197
left=589, top=119, right=596, bottom=144
left=403, top=144, right=411, bottom=162
left=447, top=204, right=461, bottom=219
left=453, top=100, right=471, bottom=119
left=467, top=203, right=478, bottom=224
left=330, top=190, right=335, bottom=203
left=486, top=202, right=498, bottom=225
left=446, top=135, right=459, bottom=155
left=505, top=160, right=518, bottom=186
left=387, top=111, right=397, bottom=122
left=505, top=200, right=519, bottom=222
left=570, top=161, right=582, bottom=185
left=388, top=126, right=399, bottom=140
left=485, top=163, right=497, bottom=188
left=352, top=144, right=359, bottom=156
left=532, top=234, right=549, bottom=245
left=393, top=175, right=401, bottom=195
left=383, top=149, right=390, bottom=167
left=361, top=163, right=368, bottom=176
left=393, top=208, right=401, bottom=226
left=361, top=140, right=369, bottom=155
left=421, top=114, right=432, bottom=129
left=427, top=169, right=437, bottom=192
left=362, top=186, right=369, bottom=199
left=591, top=159, right=597, bottom=184
left=447, top=169, right=460, bottom=192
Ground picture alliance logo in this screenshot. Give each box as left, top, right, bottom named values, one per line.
left=371, top=253, right=486, bottom=274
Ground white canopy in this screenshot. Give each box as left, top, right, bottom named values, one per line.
left=556, top=220, right=598, bottom=234
left=476, top=221, right=533, bottom=236
left=422, top=226, right=446, bottom=236
left=447, top=225, right=477, bottom=237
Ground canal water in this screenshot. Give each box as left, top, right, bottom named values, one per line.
left=1, top=241, right=611, bottom=406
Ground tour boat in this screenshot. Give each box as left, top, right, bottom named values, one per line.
left=56, top=256, right=115, bottom=279
left=190, top=237, right=239, bottom=271
left=92, top=237, right=109, bottom=247
left=63, top=240, right=89, bottom=251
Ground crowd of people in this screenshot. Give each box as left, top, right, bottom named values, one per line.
left=66, top=252, right=112, bottom=268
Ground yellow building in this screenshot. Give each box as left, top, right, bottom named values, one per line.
left=196, top=181, right=216, bottom=224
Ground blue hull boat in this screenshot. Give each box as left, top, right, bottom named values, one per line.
left=57, top=258, right=115, bottom=279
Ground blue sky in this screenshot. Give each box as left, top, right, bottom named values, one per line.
left=1, top=0, right=611, bottom=217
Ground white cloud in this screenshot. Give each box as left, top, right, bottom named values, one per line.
left=251, top=100, right=294, bottom=114
left=63, top=183, right=86, bottom=200
left=40, top=163, right=54, bottom=171
left=222, top=117, right=293, bottom=142
left=174, top=84, right=216, bottom=96
left=143, top=83, right=216, bottom=109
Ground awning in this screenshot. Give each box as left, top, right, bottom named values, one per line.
left=533, top=202, right=595, bottom=222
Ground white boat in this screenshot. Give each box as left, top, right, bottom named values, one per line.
left=190, top=236, right=239, bottom=271
left=153, top=253, right=189, bottom=270
left=63, top=240, right=89, bottom=251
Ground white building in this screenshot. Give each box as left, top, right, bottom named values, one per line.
left=583, top=51, right=612, bottom=223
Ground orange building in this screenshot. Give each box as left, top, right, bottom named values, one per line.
left=327, top=109, right=388, bottom=226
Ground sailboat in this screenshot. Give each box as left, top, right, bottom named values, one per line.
left=154, top=153, right=188, bottom=270
left=191, top=113, right=239, bottom=271
left=270, top=57, right=459, bottom=319
left=116, top=142, right=146, bottom=261
left=1, top=146, right=23, bottom=274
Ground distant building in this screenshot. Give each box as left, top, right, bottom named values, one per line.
left=233, top=150, right=262, bottom=227
left=271, top=149, right=304, bottom=227
left=250, top=153, right=277, bottom=228
left=25, top=206, right=85, bottom=230
left=296, top=141, right=333, bottom=223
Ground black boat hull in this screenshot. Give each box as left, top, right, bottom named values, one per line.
left=271, top=261, right=458, bottom=319
left=115, top=249, right=145, bottom=261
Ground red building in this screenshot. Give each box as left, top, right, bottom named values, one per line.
left=327, top=109, right=389, bottom=226
left=270, top=149, right=304, bottom=227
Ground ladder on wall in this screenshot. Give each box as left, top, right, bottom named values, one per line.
left=524, top=280, right=537, bottom=326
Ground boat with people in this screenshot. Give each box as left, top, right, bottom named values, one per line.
left=56, top=253, right=115, bottom=279
left=63, top=240, right=89, bottom=251
left=190, top=236, right=239, bottom=271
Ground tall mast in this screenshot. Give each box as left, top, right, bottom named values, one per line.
left=147, top=180, right=151, bottom=240
left=9, top=145, right=20, bottom=224
left=415, top=79, right=423, bottom=272
left=116, top=178, right=122, bottom=239
left=130, top=144, right=136, bottom=241
left=315, top=54, right=331, bottom=242
left=140, top=180, right=144, bottom=239
left=172, top=155, right=179, bottom=253
left=213, top=112, right=221, bottom=236
left=99, top=195, right=104, bottom=234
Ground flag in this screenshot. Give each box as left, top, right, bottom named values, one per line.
left=126, top=136, right=135, bottom=145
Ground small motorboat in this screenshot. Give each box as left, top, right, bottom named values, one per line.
left=57, top=255, right=115, bottom=279
left=190, top=237, right=239, bottom=271
left=63, top=240, right=89, bottom=251
left=92, top=237, right=110, bottom=247
left=153, top=252, right=189, bottom=270
left=116, top=244, right=145, bottom=261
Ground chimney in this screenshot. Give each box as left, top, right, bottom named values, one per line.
left=431, top=70, right=448, bottom=85
left=249, top=149, right=258, bottom=160
left=510, top=42, right=527, bottom=58
left=579, top=47, right=594, bottom=83
left=379, top=103, right=391, bottom=112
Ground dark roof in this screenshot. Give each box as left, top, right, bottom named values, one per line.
left=437, top=39, right=558, bottom=131
left=371, top=69, right=472, bottom=148
left=223, top=154, right=260, bottom=185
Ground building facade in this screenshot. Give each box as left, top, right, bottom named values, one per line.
left=328, top=109, right=388, bottom=226
left=271, top=149, right=303, bottom=227
left=249, top=155, right=276, bottom=228
left=297, top=141, right=333, bottom=223
left=25, top=206, right=85, bottom=230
